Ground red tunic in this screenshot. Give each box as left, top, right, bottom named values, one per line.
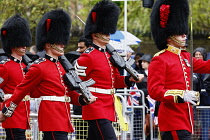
left=76, top=45, right=128, bottom=121
left=4, top=55, right=82, bottom=132
left=0, top=56, right=30, bottom=129
left=148, top=45, right=210, bottom=133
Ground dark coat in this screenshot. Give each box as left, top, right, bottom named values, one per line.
left=202, top=74, right=210, bottom=105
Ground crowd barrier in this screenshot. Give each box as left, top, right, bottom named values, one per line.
left=192, top=106, right=210, bottom=140
left=1, top=89, right=209, bottom=140
left=147, top=103, right=210, bottom=140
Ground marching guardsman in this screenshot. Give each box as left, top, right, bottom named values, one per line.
left=75, top=1, right=144, bottom=140
left=0, top=14, right=32, bottom=140
left=0, top=9, right=96, bottom=140
left=148, top=0, right=210, bottom=139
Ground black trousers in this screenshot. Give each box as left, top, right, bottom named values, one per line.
left=43, top=131, right=68, bottom=140
left=5, top=128, right=26, bottom=140
left=87, top=119, right=117, bottom=140
left=161, top=130, right=191, bottom=140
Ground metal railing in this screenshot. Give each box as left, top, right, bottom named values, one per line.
left=0, top=89, right=147, bottom=140
left=2, top=94, right=210, bottom=139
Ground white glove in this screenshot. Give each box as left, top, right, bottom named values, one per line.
left=183, top=91, right=200, bottom=106
left=4, top=94, right=12, bottom=102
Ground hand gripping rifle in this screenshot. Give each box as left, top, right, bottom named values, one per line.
left=59, top=55, right=95, bottom=102
left=106, top=43, right=139, bottom=81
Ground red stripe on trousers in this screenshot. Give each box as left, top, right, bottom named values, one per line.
left=96, top=120, right=104, bottom=140
left=171, top=131, right=179, bottom=140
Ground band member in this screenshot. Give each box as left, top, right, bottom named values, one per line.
left=75, top=1, right=144, bottom=140
left=0, top=14, right=32, bottom=140
left=0, top=9, right=96, bottom=140
left=148, top=0, right=210, bottom=139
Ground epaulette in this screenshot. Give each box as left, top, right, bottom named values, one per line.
left=154, top=49, right=166, bottom=57
left=23, top=58, right=45, bottom=73
left=33, top=57, right=46, bottom=64
left=0, top=59, right=10, bottom=64
left=84, top=47, right=94, bottom=54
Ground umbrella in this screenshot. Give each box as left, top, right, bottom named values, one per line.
left=110, top=31, right=141, bottom=45
left=109, top=40, right=134, bottom=53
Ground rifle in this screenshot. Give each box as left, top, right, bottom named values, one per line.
left=22, top=55, right=33, bottom=72
left=0, top=89, right=4, bottom=102
left=59, top=55, right=95, bottom=102
left=75, top=15, right=139, bottom=80
left=106, top=44, right=139, bottom=81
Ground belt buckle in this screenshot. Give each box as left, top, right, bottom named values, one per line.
left=23, top=96, right=30, bottom=101
left=110, top=89, right=115, bottom=95
left=65, top=97, right=70, bottom=102
left=195, top=92, right=200, bottom=106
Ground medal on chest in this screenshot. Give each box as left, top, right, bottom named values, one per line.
left=183, top=59, right=191, bottom=67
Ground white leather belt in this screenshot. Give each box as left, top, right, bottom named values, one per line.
left=6, top=94, right=30, bottom=101
left=40, top=96, right=71, bottom=102
left=88, top=87, right=115, bottom=94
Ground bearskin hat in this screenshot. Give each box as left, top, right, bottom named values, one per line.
left=150, top=0, right=189, bottom=50
left=36, top=9, right=71, bottom=51
left=84, top=1, right=120, bottom=39
left=0, top=14, right=32, bottom=54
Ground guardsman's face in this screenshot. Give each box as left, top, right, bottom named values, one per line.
left=168, top=34, right=187, bottom=48
left=50, top=43, right=65, bottom=57
left=93, top=33, right=110, bottom=47
left=98, top=33, right=110, bottom=43
left=77, top=42, right=87, bottom=53
left=11, top=46, right=27, bottom=56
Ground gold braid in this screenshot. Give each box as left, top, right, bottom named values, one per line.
left=51, top=44, right=64, bottom=53
left=15, top=47, right=26, bottom=54
left=95, top=33, right=110, bottom=41
left=170, top=36, right=186, bottom=46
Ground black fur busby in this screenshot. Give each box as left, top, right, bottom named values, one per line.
left=150, top=0, right=189, bottom=50
left=36, top=9, right=71, bottom=51
left=84, top=1, right=120, bottom=39
left=0, top=14, right=32, bottom=54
